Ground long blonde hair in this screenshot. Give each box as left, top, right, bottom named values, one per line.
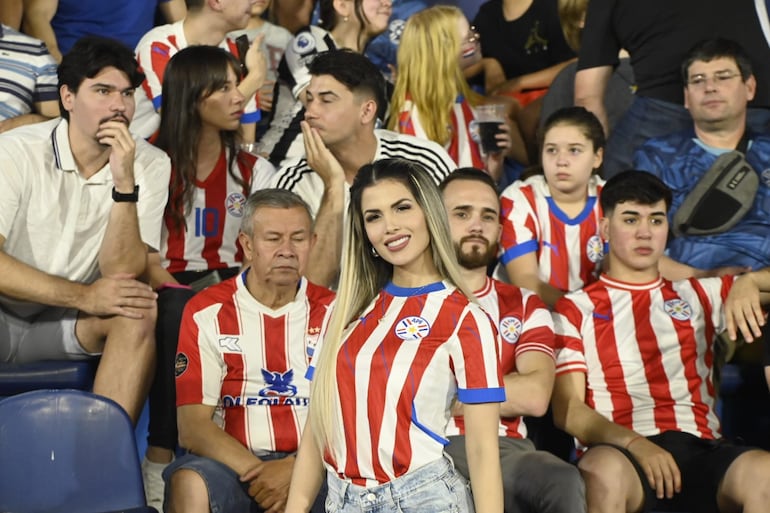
left=309, top=158, right=475, bottom=451
left=388, top=5, right=480, bottom=145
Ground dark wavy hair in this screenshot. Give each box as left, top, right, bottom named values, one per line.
left=156, top=45, right=250, bottom=233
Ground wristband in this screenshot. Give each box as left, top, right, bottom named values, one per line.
left=625, top=435, right=645, bottom=449
left=112, top=185, right=139, bottom=202
left=155, top=282, right=193, bottom=292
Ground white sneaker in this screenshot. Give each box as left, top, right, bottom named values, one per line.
left=142, top=457, right=169, bottom=512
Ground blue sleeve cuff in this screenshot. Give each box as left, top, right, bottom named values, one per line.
left=241, top=110, right=262, bottom=124
left=500, top=240, right=538, bottom=265
left=457, top=386, right=506, bottom=404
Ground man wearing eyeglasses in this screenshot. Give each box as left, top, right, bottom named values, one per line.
left=633, top=38, right=770, bottom=394
left=633, top=38, right=770, bottom=276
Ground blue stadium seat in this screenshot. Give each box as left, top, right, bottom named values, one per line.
left=0, top=389, right=156, bottom=513
left=0, top=359, right=97, bottom=397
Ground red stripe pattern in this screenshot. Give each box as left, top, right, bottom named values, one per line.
left=498, top=175, right=605, bottom=292
left=316, top=282, right=504, bottom=487
left=553, top=274, right=733, bottom=446
left=447, top=277, right=554, bottom=439
left=176, top=273, right=335, bottom=452
left=396, top=95, right=484, bottom=169
left=161, top=148, right=274, bottom=272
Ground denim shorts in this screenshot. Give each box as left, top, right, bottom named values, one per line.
left=325, top=456, right=474, bottom=513
left=163, top=451, right=297, bottom=513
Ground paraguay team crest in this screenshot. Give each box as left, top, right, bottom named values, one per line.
left=664, top=299, right=692, bottom=321
left=225, top=192, right=246, bottom=217
left=292, top=32, right=316, bottom=55
left=499, top=316, right=523, bottom=344
left=395, top=316, right=431, bottom=340
left=586, top=235, right=604, bottom=263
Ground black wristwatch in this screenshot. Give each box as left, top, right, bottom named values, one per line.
left=112, top=185, right=139, bottom=203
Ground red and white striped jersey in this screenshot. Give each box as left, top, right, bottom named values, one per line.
left=310, top=281, right=504, bottom=487
left=395, top=95, right=484, bottom=169
left=160, top=148, right=275, bottom=273
left=131, top=21, right=261, bottom=139
left=175, top=272, right=335, bottom=454
left=553, top=274, right=733, bottom=443
left=446, top=277, right=554, bottom=439
left=497, top=175, right=605, bottom=292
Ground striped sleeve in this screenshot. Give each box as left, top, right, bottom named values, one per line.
left=451, top=304, right=505, bottom=403
left=516, top=292, right=556, bottom=359
left=552, top=295, right=588, bottom=375
left=499, top=183, right=540, bottom=264
left=378, top=134, right=457, bottom=184
left=176, top=302, right=226, bottom=407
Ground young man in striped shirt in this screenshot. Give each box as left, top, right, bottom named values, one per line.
left=551, top=170, right=770, bottom=513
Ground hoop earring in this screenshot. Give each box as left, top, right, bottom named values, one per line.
left=371, top=246, right=379, bottom=258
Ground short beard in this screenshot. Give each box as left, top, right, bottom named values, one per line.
left=454, top=239, right=498, bottom=270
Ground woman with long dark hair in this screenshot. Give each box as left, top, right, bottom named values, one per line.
left=141, top=44, right=275, bottom=511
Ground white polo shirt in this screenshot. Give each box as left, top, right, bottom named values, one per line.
left=0, top=118, right=171, bottom=317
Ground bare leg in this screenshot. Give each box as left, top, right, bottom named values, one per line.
left=76, top=305, right=156, bottom=424
left=578, top=445, right=645, bottom=513
left=0, top=0, right=22, bottom=29
left=717, top=449, right=770, bottom=513
left=517, top=96, right=545, bottom=164
left=166, top=469, right=210, bottom=513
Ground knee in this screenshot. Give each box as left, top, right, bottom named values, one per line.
left=578, top=446, right=635, bottom=491
left=113, top=302, right=157, bottom=343
left=720, top=450, right=770, bottom=509
left=166, top=468, right=209, bottom=513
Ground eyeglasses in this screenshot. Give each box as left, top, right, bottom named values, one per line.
left=686, top=70, right=742, bottom=89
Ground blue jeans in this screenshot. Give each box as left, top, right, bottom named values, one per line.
left=325, top=456, right=474, bottom=513
left=164, top=452, right=326, bottom=513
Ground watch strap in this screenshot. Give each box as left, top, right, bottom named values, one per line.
left=112, top=185, right=139, bottom=203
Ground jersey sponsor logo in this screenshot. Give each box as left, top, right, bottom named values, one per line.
left=388, top=19, right=405, bottom=44
left=292, top=33, right=315, bottom=55
left=225, top=192, right=247, bottom=217
left=664, top=299, right=692, bottom=321
left=499, top=316, right=523, bottom=344
left=260, top=368, right=298, bottom=396
left=222, top=394, right=309, bottom=407
left=394, top=316, right=431, bottom=340
left=219, top=336, right=242, bottom=352
left=175, top=353, right=188, bottom=377
left=586, top=235, right=604, bottom=263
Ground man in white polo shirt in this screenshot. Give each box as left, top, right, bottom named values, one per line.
left=0, top=36, right=171, bottom=423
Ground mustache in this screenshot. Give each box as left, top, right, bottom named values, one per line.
left=99, top=114, right=130, bottom=125
left=460, top=235, right=490, bottom=245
